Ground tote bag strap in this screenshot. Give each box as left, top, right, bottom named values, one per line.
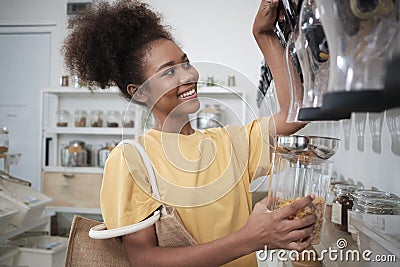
left=89, top=139, right=166, bottom=239
left=118, top=139, right=164, bottom=205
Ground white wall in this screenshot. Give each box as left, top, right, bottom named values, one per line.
left=0, top=0, right=68, bottom=88
left=298, top=113, right=400, bottom=196
left=142, top=0, right=264, bottom=122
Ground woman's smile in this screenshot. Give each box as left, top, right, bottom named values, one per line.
left=177, top=87, right=197, bottom=100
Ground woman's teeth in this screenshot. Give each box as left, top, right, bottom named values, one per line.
left=178, top=88, right=196, bottom=99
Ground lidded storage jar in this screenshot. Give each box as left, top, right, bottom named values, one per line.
left=123, top=109, right=135, bottom=128
left=0, top=127, right=9, bottom=155
left=268, top=154, right=333, bottom=244
left=61, top=140, right=89, bottom=167
left=353, top=190, right=400, bottom=215
left=90, top=110, right=104, bottom=127
left=98, top=142, right=117, bottom=168
left=331, top=184, right=357, bottom=232
left=268, top=135, right=338, bottom=245
left=56, top=110, right=70, bottom=127
left=197, top=104, right=226, bottom=129
left=74, top=110, right=87, bottom=127
left=106, top=110, right=121, bottom=127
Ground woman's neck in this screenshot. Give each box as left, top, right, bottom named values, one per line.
left=153, top=113, right=195, bottom=135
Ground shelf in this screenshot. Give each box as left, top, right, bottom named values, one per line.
left=349, top=211, right=400, bottom=260
left=43, top=127, right=135, bottom=136
left=313, top=220, right=367, bottom=267
left=42, top=86, right=120, bottom=94
left=197, top=86, right=242, bottom=95
left=43, top=86, right=242, bottom=96
left=45, top=206, right=101, bottom=215
left=0, top=214, right=52, bottom=243
left=42, top=166, right=104, bottom=174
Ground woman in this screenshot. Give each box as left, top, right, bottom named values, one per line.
left=63, top=0, right=315, bottom=266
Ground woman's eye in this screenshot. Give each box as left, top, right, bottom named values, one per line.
left=183, top=61, right=191, bottom=69
left=163, top=67, right=175, bottom=76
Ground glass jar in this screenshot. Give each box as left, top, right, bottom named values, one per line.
left=350, top=190, right=400, bottom=242
left=268, top=153, right=333, bottom=244
left=106, top=110, right=121, bottom=127
left=98, top=142, right=117, bottom=168
left=61, top=140, right=89, bottom=167
left=325, top=180, right=347, bottom=221
left=90, top=110, right=104, bottom=127
left=353, top=189, right=400, bottom=214
left=56, top=110, right=70, bottom=127
left=356, top=198, right=400, bottom=215
left=331, top=184, right=357, bottom=232
left=0, top=127, right=9, bottom=155
left=123, top=109, right=135, bottom=128
left=197, top=105, right=226, bottom=129
left=74, top=110, right=87, bottom=127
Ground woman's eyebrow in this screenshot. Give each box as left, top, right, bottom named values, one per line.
left=156, top=53, right=189, bottom=73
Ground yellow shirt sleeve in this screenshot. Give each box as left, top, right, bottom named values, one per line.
left=100, top=144, right=161, bottom=229
left=245, top=116, right=271, bottom=181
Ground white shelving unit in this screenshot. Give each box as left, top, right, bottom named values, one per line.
left=39, top=85, right=247, bottom=216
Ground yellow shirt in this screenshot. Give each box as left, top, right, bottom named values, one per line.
left=100, top=117, right=271, bottom=267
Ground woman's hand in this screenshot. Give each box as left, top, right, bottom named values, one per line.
left=253, top=0, right=283, bottom=36
left=242, top=195, right=317, bottom=252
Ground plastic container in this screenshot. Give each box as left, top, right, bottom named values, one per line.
left=0, top=179, right=52, bottom=227
left=8, top=235, right=68, bottom=267
left=0, top=195, right=19, bottom=233
left=268, top=153, right=333, bottom=244
left=0, top=246, right=18, bottom=265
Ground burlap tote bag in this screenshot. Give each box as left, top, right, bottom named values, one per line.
left=64, top=140, right=197, bottom=267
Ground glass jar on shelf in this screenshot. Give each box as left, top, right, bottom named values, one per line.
left=90, top=110, right=104, bottom=127
left=98, top=141, right=117, bottom=168
left=123, top=109, right=135, bottom=128
left=325, top=179, right=347, bottom=222
left=351, top=190, right=400, bottom=241
left=331, top=184, right=357, bottom=232
left=61, top=140, right=89, bottom=167
left=0, top=127, right=9, bottom=155
left=74, top=110, right=87, bottom=127
left=56, top=110, right=70, bottom=127
left=197, top=104, right=226, bottom=129
left=106, top=110, right=121, bottom=127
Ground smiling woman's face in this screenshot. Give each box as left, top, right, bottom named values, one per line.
left=138, top=38, right=200, bottom=117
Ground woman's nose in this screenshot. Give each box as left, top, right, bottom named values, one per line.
left=178, top=64, right=199, bottom=85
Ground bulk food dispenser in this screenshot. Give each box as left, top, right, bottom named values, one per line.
left=267, top=135, right=339, bottom=244
left=278, top=0, right=400, bottom=122
left=312, top=0, right=400, bottom=116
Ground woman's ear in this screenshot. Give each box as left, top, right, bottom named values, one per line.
left=127, top=84, right=148, bottom=103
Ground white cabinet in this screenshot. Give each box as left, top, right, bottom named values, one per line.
left=39, top=85, right=246, bottom=214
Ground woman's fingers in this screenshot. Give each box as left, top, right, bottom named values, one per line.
left=277, top=195, right=315, bottom=219
left=287, top=236, right=312, bottom=252
left=285, top=223, right=315, bottom=242
left=286, top=214, right=317, bottom=232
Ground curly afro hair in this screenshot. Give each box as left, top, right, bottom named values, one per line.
left=62, top=0, right=173, bottom=100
